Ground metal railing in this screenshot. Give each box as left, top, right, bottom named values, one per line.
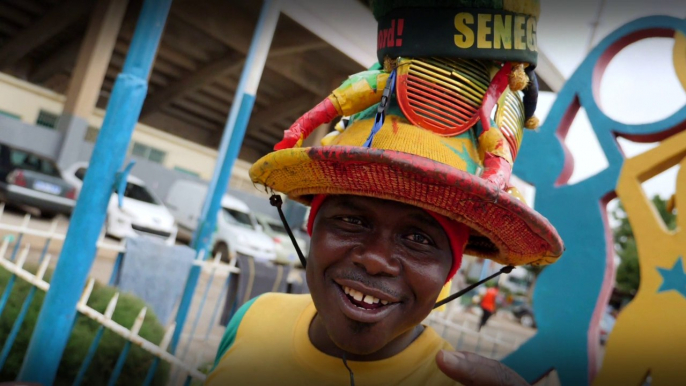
left=0, top=238, right=206, bottom=383
left=425, top=300, right=525, bottom=361
left=426, top=312, right=519, bottom=359
left=0, top=204, right=245, bottom=383
left=0, top=204, right=126, bottom=254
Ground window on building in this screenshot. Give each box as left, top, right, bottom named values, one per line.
left=0, top=110, right=20, bottom=120
left=36, top=110, right=60, bottom=129
left=129, top=142, right=167, bottom=164
left=149, top=148, right=166, bottom=163
left=174, top=166, right=200, bottom=177
left=84, top=126, right=100, bottom=143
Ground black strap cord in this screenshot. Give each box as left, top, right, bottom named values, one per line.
left=342, top=352, right=356, bottom=386
left=433, top=265, right=514, bottom=309
left=270, top=195, right=307, bottom=268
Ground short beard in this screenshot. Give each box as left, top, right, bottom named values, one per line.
left=349, top=319, right=374, bottom=334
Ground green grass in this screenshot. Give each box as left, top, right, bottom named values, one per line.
left=0, top=265, right=170, bottom=385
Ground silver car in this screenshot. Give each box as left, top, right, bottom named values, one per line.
left=0, top=143, right=76, bottom=218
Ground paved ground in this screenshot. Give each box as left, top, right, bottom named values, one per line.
left=0, top=207, right=596, bottom=385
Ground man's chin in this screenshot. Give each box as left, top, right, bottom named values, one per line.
left=331, top=337, right=386, bottom=357
left=326, top=320, right=390, bottom=356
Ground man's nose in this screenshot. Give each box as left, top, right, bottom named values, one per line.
left=350, top=235, right=401, bottom=277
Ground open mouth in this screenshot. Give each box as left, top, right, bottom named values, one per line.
left=340, top=285, right=393, bottom=310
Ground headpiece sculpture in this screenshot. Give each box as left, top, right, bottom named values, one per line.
left=252, top=0, right=563, bottom=268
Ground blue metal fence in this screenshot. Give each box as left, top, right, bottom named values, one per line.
left=0, top=0, right=295, bottom=382
left=0, top=206, right=244, bottom=382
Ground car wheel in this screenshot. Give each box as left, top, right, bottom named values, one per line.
left=520, top=313, right=535, bottom=328
left=212, top=242, right=230, bottom=263
left=41, top=211, right=58, bottom=220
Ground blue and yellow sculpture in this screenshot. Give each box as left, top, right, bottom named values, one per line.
left=503, top=16, right=686, bottom=386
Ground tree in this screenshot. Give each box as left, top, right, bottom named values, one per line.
left=612, top=195, right=676, bottom=293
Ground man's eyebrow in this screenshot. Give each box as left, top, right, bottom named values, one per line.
left=328, top=198, right=368, bottom=212
left=404, top=212, right=444, bottom=233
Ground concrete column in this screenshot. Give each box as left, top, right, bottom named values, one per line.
left=56, top=0, right=129, bottom=169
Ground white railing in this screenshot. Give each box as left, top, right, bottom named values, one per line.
left=0, top=239, right=207, bottom=383
left=0, top=204, right=126, bottom=253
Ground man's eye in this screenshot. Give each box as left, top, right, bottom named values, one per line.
left=407, top=233, right=431, bottom=245
left=340, top=216, right=363, bottom=225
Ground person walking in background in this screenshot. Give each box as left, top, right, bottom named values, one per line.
left=478, top=286, right=500, bottom=331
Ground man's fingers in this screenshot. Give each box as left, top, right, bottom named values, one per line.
left=436, top=350, right=530, bottom=386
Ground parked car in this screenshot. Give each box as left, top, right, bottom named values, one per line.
left=507, top=297, right=536, bottom=328
left=254, top=213, right=308, bottom=265
left=63, top=162, right=177, bottom=244
left=0, top=143, right=76, bottom=218
left=166, top=179, right=276, bottom=262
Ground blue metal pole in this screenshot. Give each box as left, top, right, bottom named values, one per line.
left=107, top=341, right=132, bottom=386
left=142, top=357, right=161, bottom=386
left=0, top=275, right=17, bottom=318
left=179, top=268, right=216, bottom=360
left=204, top=275, right=231, bottom=342
left=108, top=252, right=124, bottom=286
left=0, top=286, right=38, bottom=370
left=170, top=0, right=281, bottom=354
left=72, top=327, right=105, bottom=386
left=17, top=0, right=172, bottom=383
left=9, top=233, right=24, bottom=262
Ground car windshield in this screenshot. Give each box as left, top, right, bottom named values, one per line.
left=222, top=208, right=254, bottom=229
left=266, top=220, right=287, bottom=234
left=9, top=148, right=61, bottom=177
left=122, top=182, right=159, bottom=205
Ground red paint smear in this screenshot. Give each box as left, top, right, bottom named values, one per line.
left=392, top=117, right=399, bottom=134
left=587, top=191, right=618, bottom=382
left=553, top=96, right=580, bottom=187
left=480, top=63, right=511, bottom=133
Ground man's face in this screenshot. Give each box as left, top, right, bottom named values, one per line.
left=307, top=195, right=453, bottom=356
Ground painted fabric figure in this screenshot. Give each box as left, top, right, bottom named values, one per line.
left=208, top=1, right=563, bottom=385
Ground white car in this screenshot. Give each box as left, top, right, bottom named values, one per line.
left=166, top=179, right=276, bottom=262
left=254, top=213, right=307, bottom=265
left=63, top=162, right=178, bottom=244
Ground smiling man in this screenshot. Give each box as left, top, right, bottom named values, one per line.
left=206, top=1, right=563, bottom=385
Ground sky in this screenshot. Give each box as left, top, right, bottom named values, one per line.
left=534, top=0, right=686, bottom=200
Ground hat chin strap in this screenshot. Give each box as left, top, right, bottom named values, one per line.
left=269, top=195, right=514, bottom=308
left=270, top=195, right=308, bottom=268
left=433, top=266, right=513, bottom=309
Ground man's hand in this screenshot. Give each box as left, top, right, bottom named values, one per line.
left=436, top=350, right=530, bottom=386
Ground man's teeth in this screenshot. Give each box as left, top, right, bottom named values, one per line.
left=343, top=286, right=390, bottom=305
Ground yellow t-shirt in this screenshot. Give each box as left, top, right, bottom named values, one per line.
left=207, top=293, right=458, bottom=386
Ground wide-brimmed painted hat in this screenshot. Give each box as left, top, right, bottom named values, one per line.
left=249, top=0, right=561, bottom=267
left=250, top=112, right=563, bottom=267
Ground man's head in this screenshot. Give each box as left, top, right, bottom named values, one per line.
left=306, top=195, right=468, bottom=355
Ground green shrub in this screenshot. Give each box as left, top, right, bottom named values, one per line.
left=0, top=265, right=170, bottom=385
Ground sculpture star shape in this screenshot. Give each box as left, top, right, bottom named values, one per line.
left=657, top=256, right=686, bottom=299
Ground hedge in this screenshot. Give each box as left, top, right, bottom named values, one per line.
left=0, top=265, right=170, bottom=385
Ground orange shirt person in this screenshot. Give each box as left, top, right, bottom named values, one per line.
left=479, top=287, right=499, bottom=331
